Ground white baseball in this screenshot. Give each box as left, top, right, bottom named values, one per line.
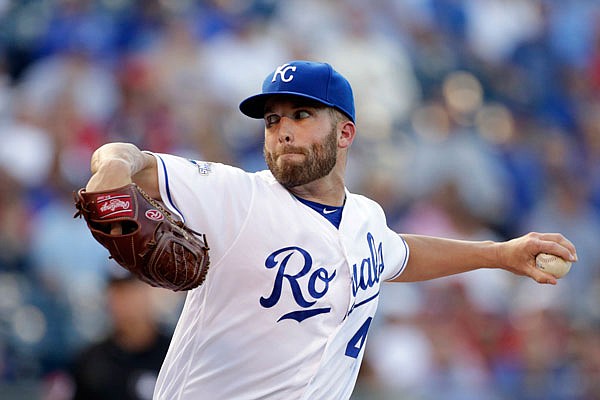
left=535, top=253, right=572, bottom=278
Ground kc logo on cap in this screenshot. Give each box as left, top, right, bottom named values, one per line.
left=239, top=60, right=356, bottom=123
left=272, top=63, right=297, bottom=83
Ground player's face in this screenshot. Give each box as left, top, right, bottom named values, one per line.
left=262, top=97, right=339, bottom=188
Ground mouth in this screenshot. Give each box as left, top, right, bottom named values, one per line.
left=277, top=152, right=305, bottom=163
left=277, top=147, right=307, bottom=159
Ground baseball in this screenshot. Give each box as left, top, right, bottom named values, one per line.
left=535, top=253, right=572, bottom=278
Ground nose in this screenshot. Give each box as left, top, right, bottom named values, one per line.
left=277, top=116, right=294, bottom=144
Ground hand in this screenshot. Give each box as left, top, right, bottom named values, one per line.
left=85, top=158, right=133, bottom=192
left=498, top=232, right=577, bottom=285
left=85, top=158, right=132, bottom=236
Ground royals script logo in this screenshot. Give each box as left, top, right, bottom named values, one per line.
left=260, top=247, right=335, bottom=323
left=260, top=233, right=385, bottom=323
left=347, top=232, right=385, bottom=316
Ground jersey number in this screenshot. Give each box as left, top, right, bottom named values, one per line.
left=345, top=317, right=373, bottom=359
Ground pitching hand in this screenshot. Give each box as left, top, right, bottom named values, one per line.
left=497, top=232, right=577, bottom=285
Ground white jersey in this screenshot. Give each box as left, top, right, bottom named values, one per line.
left=150, top=153, right=409, bottom=400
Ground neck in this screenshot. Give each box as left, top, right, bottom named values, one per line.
left=287, top=167, right=346, bottom=206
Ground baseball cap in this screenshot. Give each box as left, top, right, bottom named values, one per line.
left=239, top=60, right=355, bottom=122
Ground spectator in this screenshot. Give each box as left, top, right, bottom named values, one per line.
left=70, top=267, right=172, bottom=400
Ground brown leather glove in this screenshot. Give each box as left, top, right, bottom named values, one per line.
left=74, top=183, right=210, bottom=291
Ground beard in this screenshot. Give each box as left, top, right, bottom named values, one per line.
left=264, top=127, right=338, bottom=188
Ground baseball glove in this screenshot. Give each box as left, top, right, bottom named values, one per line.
left=74, top=183, right=210, bottom=291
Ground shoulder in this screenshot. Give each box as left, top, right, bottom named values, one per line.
left=153, top=153, right=260, bottom=184
left=202, top=166, right=281, bottom=191
left=346, top=191, right=386, bottom=216
left=253, top=169, right=280, bottom=185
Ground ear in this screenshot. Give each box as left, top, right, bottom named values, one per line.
left=338, top=120, right=356, bottom=149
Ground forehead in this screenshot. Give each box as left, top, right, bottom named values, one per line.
left=264, top=95, right=328, bottom=114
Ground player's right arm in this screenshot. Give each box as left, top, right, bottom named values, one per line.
left=392, top=232, right=577, bottom=285
left=86, top=142, right=160, bottom=199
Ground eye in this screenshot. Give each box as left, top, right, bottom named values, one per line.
left=265, top=114, right=280, bottom=127
left=293, top=110, right=311, bottom=120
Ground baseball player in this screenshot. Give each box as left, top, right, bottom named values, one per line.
left=84, top=61, right=577, bottom=400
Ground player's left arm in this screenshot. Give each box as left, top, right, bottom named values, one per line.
left=391, top=232, right=577, bottom=285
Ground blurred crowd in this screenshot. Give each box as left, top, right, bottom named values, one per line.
left=0, top=0, right=600, bottom=399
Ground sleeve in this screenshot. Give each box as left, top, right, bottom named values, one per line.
left=148, top=152, right=254, bottom=263
left=368, top=199, right=409, bottom=282
left=381, top=228, right=410, bottom=282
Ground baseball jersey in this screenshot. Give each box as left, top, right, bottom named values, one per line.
left=150, top=153, right=409, bottom=400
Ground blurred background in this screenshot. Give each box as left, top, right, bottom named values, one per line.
left=0, top=0, right=599, bottom=399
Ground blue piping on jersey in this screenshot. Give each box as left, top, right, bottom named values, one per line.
left=347, top=290, right=379, bottom=317
left=387, top=236, right=409, bottom=281
left=156, top=154, right=185, bottom=222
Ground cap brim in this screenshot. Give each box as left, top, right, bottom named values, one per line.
left=239, top=92, right=337, bottom=119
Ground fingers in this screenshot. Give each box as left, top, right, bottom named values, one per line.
left=110, top=223, right=123, bottom=235
left=532, top=232, right=578, bottom=262
left=519, top=232, right=576, bottom=285
left=527, top=265, right=558, bottom=286
left=502, top=232, right=576, bottom=285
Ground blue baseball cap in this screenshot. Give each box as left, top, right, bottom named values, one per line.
left=239, top=60, right=355, bottom=122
